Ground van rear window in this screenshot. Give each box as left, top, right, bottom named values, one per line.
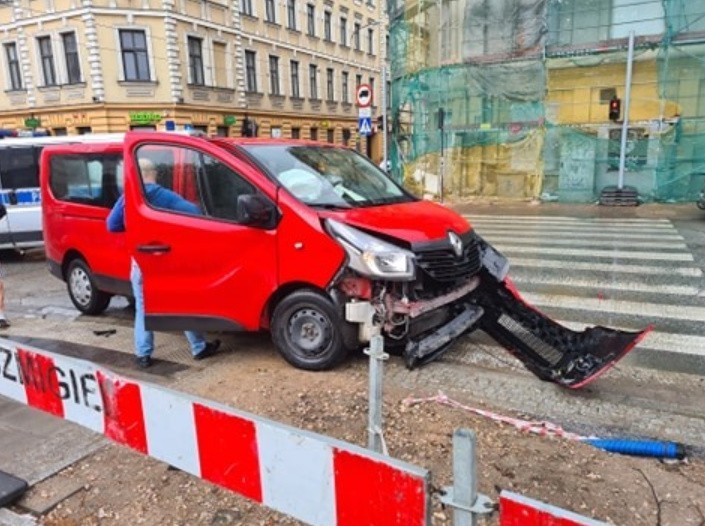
left=49, top=154, right=124, bottom=208
left=0, top=146, right=40, bottom=190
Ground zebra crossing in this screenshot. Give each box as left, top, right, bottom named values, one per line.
left=464, top=214, right=705, bottom=373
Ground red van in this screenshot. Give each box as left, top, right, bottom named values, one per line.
left=40, top=132, right=649, bottom=388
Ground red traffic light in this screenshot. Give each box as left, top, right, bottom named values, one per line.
left=609, top=97, right=621, bottom=121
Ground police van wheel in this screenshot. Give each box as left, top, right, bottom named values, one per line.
left=271, top=289, right=348, bottom=371
left=66, top=259, right=111, bottom=315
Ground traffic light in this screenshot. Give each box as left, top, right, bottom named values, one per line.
left=609, top=96, right=621, bottom=122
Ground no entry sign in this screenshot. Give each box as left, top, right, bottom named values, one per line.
left=356, top=84, right=373, bottom=108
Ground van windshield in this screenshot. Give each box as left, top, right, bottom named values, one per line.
left=242, top=144, right=413, bottom=208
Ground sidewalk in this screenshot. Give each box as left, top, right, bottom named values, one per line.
left=449, top=197, right=705, bottom=221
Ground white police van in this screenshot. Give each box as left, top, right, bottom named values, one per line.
left=0, top=134, right=124, bottom=251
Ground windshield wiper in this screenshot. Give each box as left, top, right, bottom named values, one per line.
left=310, top=202, right=352, bottom=210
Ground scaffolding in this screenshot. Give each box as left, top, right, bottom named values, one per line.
left=388, top=0, right=705, bottom=203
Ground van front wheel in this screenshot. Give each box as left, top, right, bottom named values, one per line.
left=66, top=259, right=111, bottom=315
left=271, top=290, right=348, bottom=371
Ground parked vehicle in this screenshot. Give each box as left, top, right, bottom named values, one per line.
left=0, top=134, right=123, bottom=251
left=697, top=185, right=705, bottom=210
left=40, top=132, right=650, bottom=388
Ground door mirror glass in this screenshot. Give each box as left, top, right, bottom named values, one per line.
left=237, top=194, right=275, bottom=228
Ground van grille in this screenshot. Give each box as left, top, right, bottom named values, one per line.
left=415, top=237, right=481, bottom=283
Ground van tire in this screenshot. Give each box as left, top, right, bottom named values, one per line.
left=66, top=259, right=111, bottom=315
left=271, top=290, right=348, bottom=371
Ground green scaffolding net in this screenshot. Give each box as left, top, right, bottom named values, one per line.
left=388, top=0, right=705, bottom=203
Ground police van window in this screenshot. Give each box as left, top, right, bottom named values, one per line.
left=135, top=144, right=256, bottom=222
left=49, top=154, right=123, bottom=207
left=0, top=146, right=39, bottom=189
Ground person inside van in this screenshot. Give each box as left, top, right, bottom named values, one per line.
left=106, top=157, right=220, bottom=368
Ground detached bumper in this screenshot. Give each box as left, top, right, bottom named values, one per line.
left=474, top=276, right=652, bottom=389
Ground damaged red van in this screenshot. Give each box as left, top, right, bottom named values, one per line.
left=40, top=132, right=650, bottom=388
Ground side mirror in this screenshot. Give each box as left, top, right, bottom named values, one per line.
left=237, top=194, right=276, bottom=228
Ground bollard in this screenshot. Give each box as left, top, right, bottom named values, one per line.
left=364, top=333, right=388, bottom=455
left=441, top=429, right=494, bottom=526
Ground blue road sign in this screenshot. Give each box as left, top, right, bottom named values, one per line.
left=358, top=117, right=372, bottom=136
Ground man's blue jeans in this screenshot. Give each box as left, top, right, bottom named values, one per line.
left=130, top=260, right=206, bottom=358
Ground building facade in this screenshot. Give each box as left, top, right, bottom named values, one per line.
left=389, top=0, right=705, bottom=202
left=0, top=0, right=386, bottom=158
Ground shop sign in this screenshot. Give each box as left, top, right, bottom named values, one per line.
left=24, top=117, right=41, bottom=129
left=130, top=111, right=162, bottom=125
left=223, top=115, right=236, bottom=126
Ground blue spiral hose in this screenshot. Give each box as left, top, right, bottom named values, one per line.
left=582, top=438, right=686, bottom=459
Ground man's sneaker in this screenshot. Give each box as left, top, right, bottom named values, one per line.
left=193, top=339, right=221, bottom=361
left=0, top=318, right=10, bottom=329
left=135, top=355, right=153, bottom=368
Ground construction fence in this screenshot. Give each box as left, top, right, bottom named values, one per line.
left=387, top=0, right=705, bottom=203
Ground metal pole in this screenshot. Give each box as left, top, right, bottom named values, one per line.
left=439, top=428, right=493, bottom=524
left=452, top=429, right=477, bottom=526
left=365, top=333, right=388, bottom=454
left=438, top=0, right=444, bottom=202
left=617, top=31, right=635, bottom=190
left=382, top=64, right=388, bottom=172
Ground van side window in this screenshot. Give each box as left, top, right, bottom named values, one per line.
left=135, top=145, right=257, bottom=222
left=0, top=146, right=39, bottom=189
left=49, top=154, right=124, bottom=208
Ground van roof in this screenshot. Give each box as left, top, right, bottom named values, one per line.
left=41, top=142, right=124, bottom=155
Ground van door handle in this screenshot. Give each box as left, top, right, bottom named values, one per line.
left=136, top=244, right=171, bottom=254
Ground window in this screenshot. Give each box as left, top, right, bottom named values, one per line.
left=355, top=74, right=362, bottom=89
left=37, top=36, right=57, bottom=86
left=342, top=71, right=349, bottom=103
left=119, top=29, right=150, bottom=81
left=327, top=128, right=334, bottom=143
left=245, top=50, right=257, bottom=92
left=287, top=0, right=296, bottom=30
left=290, top=60, right=300, bottom=98
left=62, top=32, right=81, bottom=84
left=369, top=77, right=375, bottom=102
left=265, top=0, right=275, bottom=22
left=0, top=146, right=38, bottom=189
left=77, top=126, right=92, bottom=134
left=368, top=28, right=374, bottom=54
left=340, top=17, right=347, bottom=46
left=324, top=11, right=332, bottom=41
left=5, top=43, right=22, bottom=90
left=136, top=145, right=257, bottom=222
left=213, top=42, right=227, bottom=87
left=49, top=154, right=124, bottom=208
left=306, top=4, right=315, bottom=36
left=353, top=23, right=361, bottom=50
left=241, top=0, right=252, bottom=16
left=326, top=68, right=334, bottom=101
left=547, top=0, right=610, bottom=47
left=309, top=64, right=318, bottom=99
left=188, top=36, right=205, bottom=85
left=216, top=126, right=230, bottom=137
left=310, top=127, right=318, bottom=141
left=291, top=127, right=300, bottom=139
left=53, top=128, right=68, bottom=136
left=269, top=55, right=280, bottom=95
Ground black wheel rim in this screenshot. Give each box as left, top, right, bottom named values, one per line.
left=287, top=308, right=333, bottom=359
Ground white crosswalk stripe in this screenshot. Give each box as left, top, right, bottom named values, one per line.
left=463, top=214, right=705, bottom=373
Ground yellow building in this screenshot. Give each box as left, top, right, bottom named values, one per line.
left=0, top=0, right=387, bottom=158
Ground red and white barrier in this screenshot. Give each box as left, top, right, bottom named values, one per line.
left=0, top=338, right=430, bottom=526
left=500, top=491, right=610, bottom=526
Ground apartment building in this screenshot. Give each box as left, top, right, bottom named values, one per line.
left=0, top=0, right=386, bottom=156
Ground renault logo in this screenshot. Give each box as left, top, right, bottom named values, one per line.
left=448, top=231, right=463, bottom=258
